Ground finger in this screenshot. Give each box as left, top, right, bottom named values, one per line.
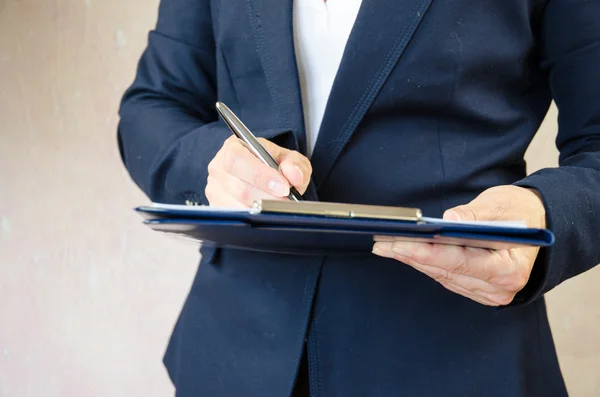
left=372, top=242, right=395, bottom=258
left=443, top=186, right=512, bottom=223
left=222, top=140, right=291, bottom=197
left=373, top=235, right=396, bottom=243
left=257, top=139, right=312, bottom=191
left=259, top=138, right=312, bottom=173
left=378, top=243, right=502, bottom=297
left=409, top=262, right=511, bottom=304
left=443, top=186, right=545, bottom=228
left=444, top=279, right=515, bottom=306
left=389, top=241, right=508, bottom=281
left=205, top=175, right=248, bottom=208
left=441, top=281, right=501, bottom=306
left=223, top=173, right=286, bottom=207
left=210, top=191, right=249, bottom=208
left=280, top=160, right=310, bottom=194
left=374, top=242, right=507, bottom=305
left=444, top=203, right=506, bottom=224
left=442, top=280, right=496, bottom=306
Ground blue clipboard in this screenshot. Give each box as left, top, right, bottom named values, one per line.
left=135, top=201, right=554, bottom=255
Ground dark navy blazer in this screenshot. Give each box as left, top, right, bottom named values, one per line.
left=118, top=0, right=600, bottom=395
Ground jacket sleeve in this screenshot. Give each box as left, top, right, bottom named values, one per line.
left=117, top=0, right=229, bottom=205
left=511, top=0, right=600, bottom=304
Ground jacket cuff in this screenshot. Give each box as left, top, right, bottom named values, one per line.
left=509, top=173, right=571, bottom=305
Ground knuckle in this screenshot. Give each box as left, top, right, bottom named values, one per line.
left=412, top=250, right=430, bottom=265
left=251, top=168, right=265, bottom=188
left=491, top=293, right=515, bottom=306
left=237, top=180, right=253, bottom=204
left=225, top=135, right=236, bottom=144
left=491, top=265, right=529, bottom=293
left=493, top=199, right=511, bottom=218
left=431, top=268, right=452, bottom=283
left=450, top=256, right=470, bottom=275
left=205, top=175, right=214, bottom=191
left=411, top=244, right=435, bottom=265
left=464, top=207, right=479, bottom=222
left=224, top=135, right=238, bottom=148
left=205, top=177, right=217, bottom=203
left=490, top=276, right=517, bottom=292
left=204, top=188, right=214, bottom=205
left=205, top=190, right=214, bottom=204
left=221, top=142, right=240, bottom=174
left=207, top=158, right=218, bottom=174
left=510, top=271, right=529, bottom=292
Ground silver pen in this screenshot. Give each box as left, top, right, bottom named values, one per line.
left=215, top=101, right=304, bottom=202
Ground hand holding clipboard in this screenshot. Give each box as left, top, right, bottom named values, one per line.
left=138, top=103, right=554, bottom=306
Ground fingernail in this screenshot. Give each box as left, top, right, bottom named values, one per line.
left=444, top=210, right=461, bottom=221
left=372, top=242, right=393, bottom=256
left=268, top=179, right=290, bottom=196
left=372, top=243, right=383, bottom=254
left=294, top=165, right=304, bottom=181
left=372, top=247, right=384, bottom=256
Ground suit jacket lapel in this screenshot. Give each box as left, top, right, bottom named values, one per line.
left=246, top=0, right=318, bottom=201
left=245, top=0, right=307, bottom=153
left=310, top=0, right=435, bottom=189
left=246, top=0, right=322, bottom=200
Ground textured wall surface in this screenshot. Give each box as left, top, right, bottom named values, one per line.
left=0, top=1, right=598, bottom=396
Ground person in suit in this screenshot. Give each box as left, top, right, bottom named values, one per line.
left=117, top=0, right=600, bottom=395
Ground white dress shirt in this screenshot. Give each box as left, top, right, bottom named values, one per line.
left=293, top=0, right=363, bottom=157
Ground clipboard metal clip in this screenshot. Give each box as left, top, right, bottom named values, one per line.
left=253, top=200, right=422, bottom=222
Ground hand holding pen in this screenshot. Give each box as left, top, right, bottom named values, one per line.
left=205, top=102, right=310, bottom=208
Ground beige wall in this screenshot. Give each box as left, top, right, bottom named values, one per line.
left=0, top=1, right=598, bottom=396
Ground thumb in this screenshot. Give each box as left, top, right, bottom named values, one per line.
left=258, top=138, right=312, bottom=193
left=443, top=205, right=479, bottom=221
left=280, top=161, right=310, bottom=193
left=443, top=185, right=544, bottom=225
left=257, top=138, right=291, bottom=161
left=443, top=200, right=496, bottom=222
